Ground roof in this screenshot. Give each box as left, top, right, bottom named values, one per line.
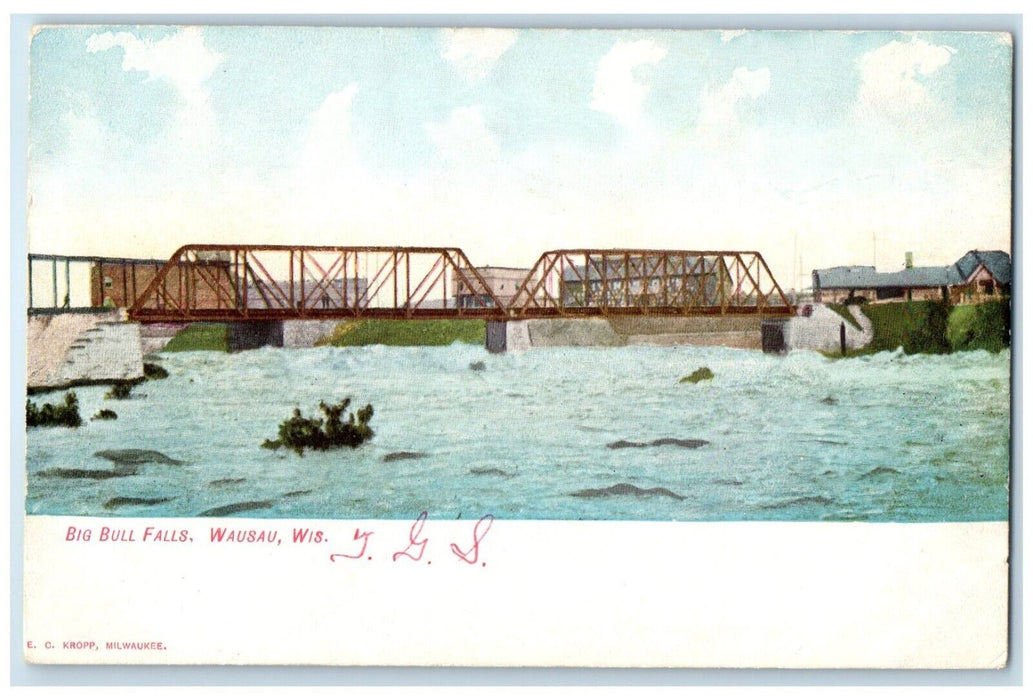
left=814, top=250, right=1011, bottom=290
left=952, top=250, right=1011, bottom=284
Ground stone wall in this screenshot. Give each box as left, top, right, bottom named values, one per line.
left=27, top=312, right=143, bottom=390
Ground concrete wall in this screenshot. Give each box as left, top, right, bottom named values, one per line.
left=487, top=316, right=768, bottom=351
left=783, top=304, right=872, bottom=353
left=27, top=311, right=144, bottom=390
left=282, top=320, right=340, bottom=348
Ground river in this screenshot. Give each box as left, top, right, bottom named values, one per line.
left=25, top=344, right=1010, bottom=522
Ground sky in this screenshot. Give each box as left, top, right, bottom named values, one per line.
left=27, top=26, right=1013, bottom=290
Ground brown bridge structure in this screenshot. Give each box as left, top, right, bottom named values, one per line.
left=122, top=245, right=794, bottom=323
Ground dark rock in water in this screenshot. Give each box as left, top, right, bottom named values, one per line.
left=816, top=439, right=847, bottom=446
left=40, top=466, right=138, bottom=480
left=94, top=449, right=184, bottom=466
left=469, top=361, right=487, bottom=371
left=571, top=483, right=687, bottom=501
left=821, top=470, right=837, bottom=476
left=103, top=496, right=172, bottom=509
left=860, top=466, right=901, bottom=478
left=383, top=451, right=428, bottom=463
left=651, top=438, right=709, bottom=449
left=210, top=477, right=246, bottom=487
left=470, top=467, right=515, bottom=478
left=820, top=396, right=838, bottom=405
left=607, top=438, right=709, bottom=450
left=761, top=495, right=835, bottom=510
left=199, top=500, right=274, bottom=517
left=283, top=489, right=313, bottom=498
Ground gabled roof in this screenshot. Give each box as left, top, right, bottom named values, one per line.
left=952, top=250, right=1011, bottom=284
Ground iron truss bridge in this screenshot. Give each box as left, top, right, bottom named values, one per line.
left=108, top=245, right=793, bottom=322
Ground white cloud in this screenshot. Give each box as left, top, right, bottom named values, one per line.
left=857, top=37, right=955, bottom=118
left=697, top=66, right=770, bottom=144
left=299, top=85, right=361, bottom=177
left=720, top=30, right=748, bottom=43
left=86, top=27, right=222, bottom=146
left=441, top=28, right=518, bottom=82
left=425, top=105, right=500, bottom=169
left=590, top=39, right=668, bottom=125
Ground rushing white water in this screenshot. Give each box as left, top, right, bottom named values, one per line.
left=25, top=343, right=1010, bottom=522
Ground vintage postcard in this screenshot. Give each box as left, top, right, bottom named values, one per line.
left=21, top=25, right=1011, bottom=668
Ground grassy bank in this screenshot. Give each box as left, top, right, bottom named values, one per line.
left=319, top=319, right=486, bottom=347
left=862, top=301, right=950, bottom=354
left=947, top=300, right=1010, bottom=353
left=163, top=323, right=230, bottom=352
left=834, top=300, right=1009, bottom=356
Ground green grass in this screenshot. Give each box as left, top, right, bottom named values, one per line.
left=163, top=323, right=230, bottom=352
left=826, top=303, right=863, bottom=331
left=860, top=301, right=950, bottom=355
left=947, top=300, right=1010, bottom=353
left=319, top=319, right=486, bottom=347
left=824, top=300, right=1009, bottom=358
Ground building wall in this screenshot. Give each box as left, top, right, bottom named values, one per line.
left=91, top=262, right=236, bottom=310
left=455, top=267, right=533, bottom=307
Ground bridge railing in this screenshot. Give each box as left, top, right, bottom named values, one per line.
left=128, top=245, right=506, bottom=322
left=507, top=250, right=793, bottom=317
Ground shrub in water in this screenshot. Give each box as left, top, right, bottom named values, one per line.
left=105, top=381, right=140, bottom=400
left=92, top=409, right=118, bottom=421
left=143, top=363, right=169, bottom=379
left=679, top=367, right=715, bottom=384
left=262, top=398, right=374, bottom=456
left=26, top=392, right=82, bottom=428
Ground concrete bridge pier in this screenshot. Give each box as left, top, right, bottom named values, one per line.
left=228, top=321, right=283, bottom=351
left=486, top=320, right=531, bottom=353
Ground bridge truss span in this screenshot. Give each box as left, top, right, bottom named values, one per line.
left=128, top=245, right=505, bottom=323
left=507, top=249, right=794, bottom=318
left=125, top=245, right=794, bottom=322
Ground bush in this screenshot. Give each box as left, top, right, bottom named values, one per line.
left=262, top=398, right=374, bottom=455
left=143, top=362, right=169, bottom=379
left=105, top=382, right=139, bottom=400
left=27, top=392, right=82, bottom=428
left=949, top=300, right=1010, bottom=353
left=92, top=409, right=118, bottom=421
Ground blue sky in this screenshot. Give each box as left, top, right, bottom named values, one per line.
left=28, top=26, right=1012, bottom=289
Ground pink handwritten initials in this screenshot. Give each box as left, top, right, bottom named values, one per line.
left=329, top=528, right=374, bottom=562
left=450, top=515, right=494, bottom=565
left=392, top=511, right=429, bottom=562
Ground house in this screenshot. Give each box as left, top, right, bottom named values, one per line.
left=453, top=266, right=534, bottom=308
left=812, top=250, right=1010, bottom=304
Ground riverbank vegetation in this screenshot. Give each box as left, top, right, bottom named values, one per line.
left=261, top=398, right=374, bottom=455
left=835, top=299, right=1009, bottom=356
left=164, top=323, right=230, bottom=352
left=319, top=319, right=485, bottom=347
left=26, top=392, right=82, bottom=428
